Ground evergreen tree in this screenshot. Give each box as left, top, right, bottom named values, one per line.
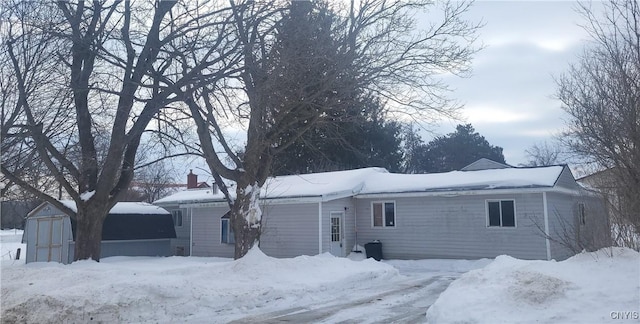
left=406, top=124, right=505, bottom=173
left=272, top=96, right=404, bottom=175
left=269, top=3, right=403, bottom=175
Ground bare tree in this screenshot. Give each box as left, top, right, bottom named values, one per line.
left=123, top=161, right=180, bottom=203
left=1, top=0, right=241, bottom=261
left=557, top=0, right=640, bottom=234
left=185, top=0, right=481, bottom=258
left=522, top=141, right=564, bottom=167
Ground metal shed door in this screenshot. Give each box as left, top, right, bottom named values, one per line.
left=35, top=217, right=63, bottom=262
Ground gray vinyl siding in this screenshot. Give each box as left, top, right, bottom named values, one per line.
left=320, top=198, right=356, bottom=256
left=261, top=203, right=319, bottom=258
left=355, top=193, right=548, bottom=260
left=546, top=192, right=611, bottom=260
left=554, top=167, right=580, bottom=191
left=189, top=202, right=321, bottom=258
left=191, top=206, right=233, bottom=258
left=545, top=192, right=577, bottom=260
left=461, top=158, right=510, bottom=171
left=162, top=204, right=191, bottom=256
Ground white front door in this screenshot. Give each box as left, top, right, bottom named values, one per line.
left=330, top=212, right=344, bottom=257
left=35, top=217, right=63, bottom=262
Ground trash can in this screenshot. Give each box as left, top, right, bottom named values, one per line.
left=364, top=241, right=383, bottom=261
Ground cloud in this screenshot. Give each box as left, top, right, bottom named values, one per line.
left=463, top=104, right=535, bottom=124
left=415, top=0, right=607, bottom=166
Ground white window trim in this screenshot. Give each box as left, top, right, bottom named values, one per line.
left=485, top=199, right=517, bottom=228
left=171, top=210, right=183, bottom=227
left=371, top=201, right=397, bottom=228
left=220, top=218, right=234, bottom=244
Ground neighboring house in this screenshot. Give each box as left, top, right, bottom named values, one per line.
left=23, top=201, right=176, bottom=264
left=578, top=168, right=636, bottom=249
left=155, top=160, right=609, bottom=261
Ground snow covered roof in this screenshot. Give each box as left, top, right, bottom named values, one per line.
left=59, top=201, right=170, bottom=215
left=264, top=167, right=385, bottom=200
left=153, top=187, right=226, bottom=205
left=360, top=166, right=565, bottom=195
left=154, top=168, right=387, bottom=205
left=154, top=164, right=570, bottom=205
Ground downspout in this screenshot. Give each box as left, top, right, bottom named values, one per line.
left=318, top=201, right=323, bottom=254
left=189, top=208, right=193, bottom=256
left=353, top=198, right=358, bottom=251
left=543, top=192, right=551, bottom=260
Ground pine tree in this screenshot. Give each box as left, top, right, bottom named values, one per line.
left=407, top=124, right=505, bottom=173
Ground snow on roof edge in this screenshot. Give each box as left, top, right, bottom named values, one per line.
left=154, top=165, right=569, bottom=205
left=57, top=200, right=170, bottom=215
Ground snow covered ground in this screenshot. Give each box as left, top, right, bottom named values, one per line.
left=2, top=229, right=638, bottom=323
left=427, top=248, right=640, bottom=323
left=1, top=229, right=25, bottom=262
left=0, top=230, right=486, bottom=323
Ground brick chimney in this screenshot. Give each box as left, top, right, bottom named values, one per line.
left=187, top=170, right=197, bottom=189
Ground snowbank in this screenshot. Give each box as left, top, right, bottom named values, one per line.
left=1, top=245, right=398, bottom=323
left=1, top=229, right=25, bottom=263
left=426, top=248, right=640, bottom=323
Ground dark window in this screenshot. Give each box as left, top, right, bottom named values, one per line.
left=488, top=201, right=501, bottom=226
left=372, top=202, right=395, bottom=227
left=501, top=201, right=515, bottom=227
left=171, top=210, right=183, bottom=227
left=578, top=203, right=586, bottom=226
left=384, top=202, right=395, bottom=226
left=487, top=200, right=516, bottom=227
left=221, top=218, right=235, bottom=244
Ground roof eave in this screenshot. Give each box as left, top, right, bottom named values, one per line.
left=355, top=186, right=580, bottom=199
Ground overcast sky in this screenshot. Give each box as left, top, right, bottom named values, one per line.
left=184, top=1, right=599, bottom=181
left=429, top=0, right=597, bottom=166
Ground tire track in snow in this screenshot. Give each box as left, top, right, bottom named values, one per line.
left=230, top=275, right=456, bottom=323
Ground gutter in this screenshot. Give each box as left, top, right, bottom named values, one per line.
left=178, top=196, right=324, bottom=209
left=355, top=186, right=581, bottom=199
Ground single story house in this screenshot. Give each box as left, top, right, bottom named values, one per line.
left=154, top=159, right=610, bottom=261
left=23, top=201, right=176, bottom=264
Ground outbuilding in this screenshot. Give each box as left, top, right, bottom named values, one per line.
left=22, top=201, right=176, bottom=264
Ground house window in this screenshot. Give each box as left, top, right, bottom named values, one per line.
left=172, top=210, right=183, bottom=227
left=578, top=203, right=586, bottom=226
left=372, top=202, right=395, bottom=227
left=221, top=217, right=235, bottom=244
left=487, top=200, right=516, bottom=227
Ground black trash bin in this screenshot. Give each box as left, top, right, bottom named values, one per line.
left=364, top=241, right=383, bottom=261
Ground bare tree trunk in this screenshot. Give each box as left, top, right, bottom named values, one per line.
left=74, top=205, right=108, bottom=261
left=232, top=182, right=262, bottom=259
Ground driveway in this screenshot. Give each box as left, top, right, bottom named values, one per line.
left=230, top=268, right=458, bottom=324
